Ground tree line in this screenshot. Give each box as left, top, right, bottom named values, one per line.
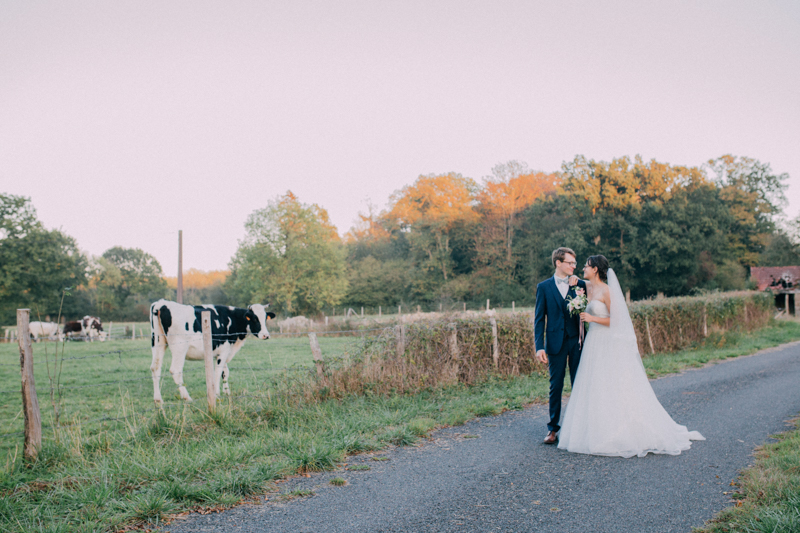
left=2, top=154, right=798, bottom=323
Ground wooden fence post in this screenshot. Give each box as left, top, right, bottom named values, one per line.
left=644, top=316, right=655, bottom=355
left=486, top=299, right=490, bottom=311
left=17, top=309, right=41, bottom=460
left=448, top=323, right=459, bottom=378
left=512, top=301, right=515, bottom=312
left=201, top=311, right=216, bottom=414
left=308, top=333, right=324, bottom=376
left=703, top=308, right=708, bottom=338
left=361, top=307, right=364, bottom=317
left=463, top=302, right=466, bottom=312
left=396, top=324, right=406, bottom=358
left=489, top=316, right=499, bottom=369
left=131, top=323, right=135, bottom=340
left=378, top=306, right=381, bottom=317
left=398, top=305, right=401, bottom=316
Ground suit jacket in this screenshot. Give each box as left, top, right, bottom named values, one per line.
left=534, top=277, right=586, bottom=355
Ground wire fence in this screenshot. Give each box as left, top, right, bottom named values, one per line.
left=2, top=306, right=534, bottom=459
left=0, top=319, right=402, bottom=451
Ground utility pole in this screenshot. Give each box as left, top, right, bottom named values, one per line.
left=177, top=230, right=183, bottom=304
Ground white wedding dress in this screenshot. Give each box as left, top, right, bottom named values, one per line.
left=557, top=269, right=705, bottom=458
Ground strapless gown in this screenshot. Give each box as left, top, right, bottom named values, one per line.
left=557, top=300, right=705, bottom=457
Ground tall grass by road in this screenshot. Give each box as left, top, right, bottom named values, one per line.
left=695, top=415, right=800, bottom=533
left=1, top=316, right=799, bottom=533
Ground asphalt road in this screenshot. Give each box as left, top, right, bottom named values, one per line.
left=163, top=341, right=800, bottom=533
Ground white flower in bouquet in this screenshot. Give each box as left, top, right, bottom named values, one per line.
left=566, top=287, right=588, bottom=317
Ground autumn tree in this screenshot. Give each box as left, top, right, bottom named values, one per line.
left=164, top=269, right=230, bottom=305
left=475, top=161, right=557, bottom=284
left=706, top=155, right=788, bottom=266
left=227, top=191, right=347, bottom=315
left=558, top=155, right=707, bottom=278
left=383, top=173, right=478, bottom=285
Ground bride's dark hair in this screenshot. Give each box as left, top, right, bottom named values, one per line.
left=587, top=255, right=609, bottom=282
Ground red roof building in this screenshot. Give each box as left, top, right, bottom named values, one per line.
left=750, top=266, right=800, bottom=291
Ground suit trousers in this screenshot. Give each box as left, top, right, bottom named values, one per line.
left=547, top=333, right=581, bottom=433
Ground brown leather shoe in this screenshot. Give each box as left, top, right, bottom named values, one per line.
left=543, top=431, right=558, bottom=444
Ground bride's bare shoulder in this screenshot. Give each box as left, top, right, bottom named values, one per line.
left=597, top=282, right=612, bottom=304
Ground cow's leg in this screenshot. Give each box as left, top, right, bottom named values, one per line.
left=221, top=363, right=231, bottom=396
left=169, top=344, right=192, bottom=402
left=150, top=333, right=168, bottom=405
left=213, top=346, right=232, bottom=399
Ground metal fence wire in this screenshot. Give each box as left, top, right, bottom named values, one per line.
left=0, top=319, right=411, bottom=449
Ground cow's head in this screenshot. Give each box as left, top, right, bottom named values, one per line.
left=246, top=304, right=275, bottom=340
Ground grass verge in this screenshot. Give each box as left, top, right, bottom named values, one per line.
left=694, top=416, right=800, bottom=533
left=1, top=319, right=799, bottom=533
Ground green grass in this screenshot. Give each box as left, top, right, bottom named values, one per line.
left=695, top=417, right=800, bottom=533
left=0, top=333, right=355, bottom=456
left=0, top=319, right=798, bottom=532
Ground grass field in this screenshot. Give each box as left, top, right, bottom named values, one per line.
left=1, top=318, right=799, bottom=533
left=0, top=326, right=361, bottom=457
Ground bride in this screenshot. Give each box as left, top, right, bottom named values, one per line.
left=557, top=255, right=705, bottom=458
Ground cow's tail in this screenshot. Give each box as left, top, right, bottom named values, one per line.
left=150, top=301, right=166, bottom=349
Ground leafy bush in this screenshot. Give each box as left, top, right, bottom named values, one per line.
left=300, top=291, right=774, bottom=399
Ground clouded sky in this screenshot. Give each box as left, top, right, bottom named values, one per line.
left=2, top=0, right=798, bottom=276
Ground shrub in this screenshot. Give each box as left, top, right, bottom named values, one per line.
left=297, top=291, right=773, bottom=400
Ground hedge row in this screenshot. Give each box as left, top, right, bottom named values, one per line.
left=305, top=291, right=775, bottom=399
left=628, top=291, right=773, bottom=354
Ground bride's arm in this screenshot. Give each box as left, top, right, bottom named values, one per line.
left=569, top=276, right=590, bottom=290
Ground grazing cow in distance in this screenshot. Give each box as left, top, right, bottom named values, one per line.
left=28, top=321, right=63, bottom=342
left=82, top=316, right=105, bottom=341
left=63, top=321, right=83, bottom=338
left=63, top=317, right=106, bottom=341
left=149, top=299, right=275, bottom=405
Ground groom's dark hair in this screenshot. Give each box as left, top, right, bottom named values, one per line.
left=551, top=247, right=576, bottom=267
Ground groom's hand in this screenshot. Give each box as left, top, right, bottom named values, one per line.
left=536, top=350, right=548, bottom=364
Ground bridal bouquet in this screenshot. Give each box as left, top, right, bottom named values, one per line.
left=567, top=287, right=588, bottom=347
left=566, top=287, right=588, bottom=317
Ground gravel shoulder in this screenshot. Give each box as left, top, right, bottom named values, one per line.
left=163, top=341, right=800, bottom=533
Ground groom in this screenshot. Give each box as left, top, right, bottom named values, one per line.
left=534, top=247, right=586, bottom=444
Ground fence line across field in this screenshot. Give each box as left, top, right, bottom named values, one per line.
left=4, top=307, right=511, bottom=459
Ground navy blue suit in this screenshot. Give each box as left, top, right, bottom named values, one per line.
left=534, top=276, right=586, bottom=433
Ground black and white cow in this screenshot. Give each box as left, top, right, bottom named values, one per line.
left=149, top=299, right=275, bottom=404
left=63, top=321, right=84, bottom=338
left=63, top=317, right=105, bottom=341
left=82, top=316, right=105, bottom=342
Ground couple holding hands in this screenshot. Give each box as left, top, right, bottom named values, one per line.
left=533, top=247, right=704, bottom=458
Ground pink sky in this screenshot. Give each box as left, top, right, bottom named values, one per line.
left=2, top=0, right=798, bottom=276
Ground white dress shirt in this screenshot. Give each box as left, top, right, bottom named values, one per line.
left=554, top=275, right=569, bottom=299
